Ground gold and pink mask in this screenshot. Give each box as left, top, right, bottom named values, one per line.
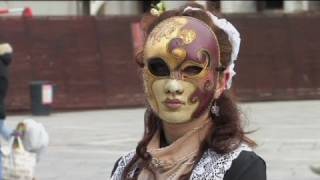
left=142, top=16, right=221, bottom=124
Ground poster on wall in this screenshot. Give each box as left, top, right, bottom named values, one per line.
left=42, top=84, right=53, bottom=105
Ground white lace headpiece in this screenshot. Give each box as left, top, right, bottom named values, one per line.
left=183, top=7, right=241, bottom=89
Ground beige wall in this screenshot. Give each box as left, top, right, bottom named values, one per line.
left=0, top=1, right=83, bottom=16
left=284, top=1, right=309, bottom=13
left=1, top=1, right=319, bottom=16
left=103, top=1, right=141, bottom=15
left=283, top=1, right=320, bottom=13
left=220, top=0, right=320, bottom=14
left=163, top=1, right=189, bottom=10
left=220, top=1, right=257, bottom=13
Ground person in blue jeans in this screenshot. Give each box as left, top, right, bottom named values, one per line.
left=0, top=42, right=14, bottom=178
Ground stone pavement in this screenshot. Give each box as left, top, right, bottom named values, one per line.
left=3, top=100, right=320, bottom=180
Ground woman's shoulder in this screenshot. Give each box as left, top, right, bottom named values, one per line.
left=229, top=150, right=266, bottom=169
left=191, top=143, right=265, bottom=180
left=224, top=151, right=266, bottom=180
left=110, top=150, right=136, bottom=179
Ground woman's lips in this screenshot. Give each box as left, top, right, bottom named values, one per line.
left=163, top=99, right=185, bottom=109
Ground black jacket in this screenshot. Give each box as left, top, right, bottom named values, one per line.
left=224, top=151, right=266, bottom=180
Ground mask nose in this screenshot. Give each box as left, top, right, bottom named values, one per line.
left=164, top=79, right=184, bottom=95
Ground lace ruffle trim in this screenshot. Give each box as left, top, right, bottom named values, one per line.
left=111, top=144, right=252, bottom=180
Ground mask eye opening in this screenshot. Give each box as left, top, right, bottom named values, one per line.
left=147, top=57, right=170, bottom=77
left=182, top=65, right=203, bottom=76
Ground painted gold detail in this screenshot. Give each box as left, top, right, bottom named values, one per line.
left=179, top=29, right=196, bottom=44
left=171, top=48, right=187, bottom=61
left=148, top=17, right=186, bottom=46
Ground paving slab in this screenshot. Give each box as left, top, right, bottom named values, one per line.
left=3, top=100, right=320, bottom=180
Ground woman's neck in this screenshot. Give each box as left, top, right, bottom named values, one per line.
left=161, top=112, right=210, bottom=145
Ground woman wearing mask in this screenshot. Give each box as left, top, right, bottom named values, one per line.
left=111, top=3, right=266, bottom=180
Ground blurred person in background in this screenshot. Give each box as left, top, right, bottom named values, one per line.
left=0, top=42, right=14, bottom=139
left=0, top=42, right=15, bottom=177
left=111, top=2, right=266, bottom=180
left=0, top=42, right=49, bottom=177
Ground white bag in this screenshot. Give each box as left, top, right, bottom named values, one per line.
left=1, top=136, right=36, bottom=180
left=20, top=119, right=49, bottom=161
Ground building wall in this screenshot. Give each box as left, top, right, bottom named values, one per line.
left=1, top=14, right=320, bottom=112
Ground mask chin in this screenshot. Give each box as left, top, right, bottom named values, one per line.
left=148, top=78, right=200, bottom=124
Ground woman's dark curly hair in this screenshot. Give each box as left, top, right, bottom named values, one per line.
left=121, top=3, right=256, bottom=180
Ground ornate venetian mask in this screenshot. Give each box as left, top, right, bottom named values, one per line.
left=142, top=16, right=221, bottom=123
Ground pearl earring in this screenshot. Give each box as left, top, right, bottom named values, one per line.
left=211, top=101, right=220, bottom=117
